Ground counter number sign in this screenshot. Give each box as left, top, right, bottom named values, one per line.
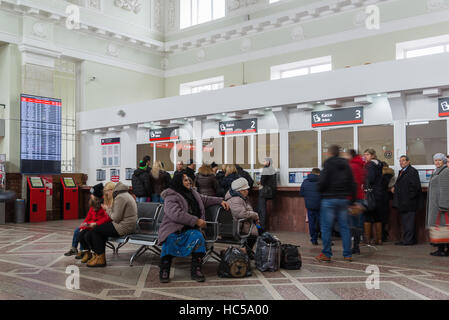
left=219, top=119, right=257, bottom=136
left=439, top=98, right=449, bottom=117
left=312, top=107, right=363, bottom=128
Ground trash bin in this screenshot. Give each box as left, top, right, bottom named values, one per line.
left=14, top=199, right=25, bottom=224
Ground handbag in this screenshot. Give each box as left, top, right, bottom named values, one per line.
left=364, top=184, right=376, bottom=211
left=430, top=212, right=449, bottom=244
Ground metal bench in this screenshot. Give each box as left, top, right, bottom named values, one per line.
left=106, top=202, right=162, bottom=255
left=128, top=204, right=165, bottom=266
left=203, top=205, right=255, bottom=263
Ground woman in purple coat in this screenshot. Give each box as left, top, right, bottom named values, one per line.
left=158, top=173, right=229, bottom=283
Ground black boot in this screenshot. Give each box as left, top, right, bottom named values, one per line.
left=191, top=253, right=205, bottom=282
left=352, top=232, right=361, bottom=255
left=159, top=255, right=172, bottom=283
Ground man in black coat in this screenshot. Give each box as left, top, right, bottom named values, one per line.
left=392, top=155, right=421, bottom=246
left=132, top=160, right=151, bottom=202
left=316, top=145, right=356, bottom=263
left=236, top=165, right=254, bottom=189
left=185, top=159, right=196, bottom=182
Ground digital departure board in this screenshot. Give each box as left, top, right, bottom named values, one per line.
left=20, top=94, right=62, bottom=174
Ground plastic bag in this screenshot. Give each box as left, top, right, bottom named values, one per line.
left=255, top=232, right=281, bottom=272
left=217, top=246, right=252, bottom=278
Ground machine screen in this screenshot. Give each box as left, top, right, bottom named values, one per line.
left=30, top=177, right=44, bottom=188
left=63, top=178, right=76, bottom=188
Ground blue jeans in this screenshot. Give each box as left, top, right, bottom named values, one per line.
left=72, top=227, right=84, bottom=251
left=151, top=194, right=164, bottom=203
left=307, top=209, right=320, bottom=243
left=136, top=197, right=148, bottom=203
left=320, top=199, right=352, bottom=258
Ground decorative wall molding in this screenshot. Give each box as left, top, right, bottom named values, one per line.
left=152, top=0, right=163, bottom=33
left=32, top=22, right=47, bottom=39
left=427, top=0, right=448, bottom=11
left=106, top=43, right=119, bottom=57
left=114, top=0, right=142, bottom=14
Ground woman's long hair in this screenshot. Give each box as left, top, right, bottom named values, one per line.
left=198, top=164, right=213, bottom=176
left=364, top=148, right=378, bottom=160
left=225, top=164, right=237, bottom=176
left=89, top=196, right=102, bottom=211
left=104, top=182, right=116, bottom=207
left=151, top=161, right=163, bottom=179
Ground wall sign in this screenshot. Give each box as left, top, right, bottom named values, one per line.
left=219, top=119, right=257, bottom=136
left=110, top=169, right=120, bottom=183
left=101, top=138, right=120, bottom=167
left=439, top=98, right=449, bottom=117
left=312, top=107, right=363, bottom=128
left=150, top=127, right=179, bottom=141
left=20, top=94, right=62, bottom=174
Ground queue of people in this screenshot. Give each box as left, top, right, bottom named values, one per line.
left=64, top=148, right=448, bottom=281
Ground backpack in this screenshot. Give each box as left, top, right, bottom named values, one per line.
left=217, top=247, right=252, bottom=278
left=255, top=232, right=281, bottom=272
left=280, top=244, right=302, bottom=270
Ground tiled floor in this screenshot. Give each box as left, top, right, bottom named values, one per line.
left=1, top=220, right=449, bottom=300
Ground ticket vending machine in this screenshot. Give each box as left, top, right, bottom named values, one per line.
left=60, top=177, right=78, bottom=220
left=26, top=177, right=46, bottom=223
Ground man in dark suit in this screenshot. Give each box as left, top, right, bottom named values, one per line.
left=392, top=155, right=422, bottom=245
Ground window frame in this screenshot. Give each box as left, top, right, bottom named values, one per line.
left=271, top=56, right=332, bottom=80
left=180, top=0, right=226, bottom=30
left=396, top=34, right=449, bottom=60
left=180, top=76, right=224, bottom=95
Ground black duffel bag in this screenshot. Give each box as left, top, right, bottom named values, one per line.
left=280, top=244, right=302, bottom=270
left=217, top=246, right=252, bottom=278
left=255, top=232, right=281, bottom=272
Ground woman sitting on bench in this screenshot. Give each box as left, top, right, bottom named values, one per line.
left=158, top=172, right=229, bottom=283
left=225, top=178, right=261, bottom=254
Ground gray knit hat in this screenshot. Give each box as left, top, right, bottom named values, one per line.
left=433, top=153, right=447, bottom=164
left=231, top=178, right=250, bottom=192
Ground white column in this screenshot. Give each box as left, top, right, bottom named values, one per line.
left=193, top=120, right=202, bottom=165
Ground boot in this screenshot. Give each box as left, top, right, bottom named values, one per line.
left=191, top=253, right=205, bottom=282
left=80, top=251, right=92, bottom=263
left=352, top=232, right=361, bottom=255
left=87, top=253, right=106, bottom=268
left=375, top=223, right=383, bottom=245
left=64, top=247, right=78, bottom=257
left=363, top=223, right=372, bottom=245
left=159, top=255, right=172, bottom=283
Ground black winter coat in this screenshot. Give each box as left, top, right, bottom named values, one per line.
left=220, top=172, right=240, bottom=195
left=185, top=167, right=196, bottom=182
left=299, top=174, right=321, bottom=210
left=393, top=166, right=421, bottom=213
left=215, top=171, right=226, bottom=197
left=132, top=168, right=151, bottom=198
left=365, top=160, right=384, bottom=201
left=260, top=174, right=277, bottom=199
left=237, top=167, right=254, bottom=189
left=319, top=156, right=356, bottom=201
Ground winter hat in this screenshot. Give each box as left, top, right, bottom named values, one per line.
left=433, top=153, right=447, bottom=164
left=90, top=183, right=104, bottom=199
left=231, top=178, right=250, bottom=192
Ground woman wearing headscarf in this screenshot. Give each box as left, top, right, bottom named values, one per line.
left=426, top=153, right=449, bottom=256
left=158, top=173, right=229, bottom=283
left=257, top=157, right=277, bottom=229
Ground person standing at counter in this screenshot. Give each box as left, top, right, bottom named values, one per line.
left=132, top=159, right=152, bottom=203
left=150, top=161, right=172, bottom=203
left=316, top=145, right=355, bottom=263
left=257, top=158, right=277, bottom=230
left=195, top=164, right=218, bottom=196
left=299, top=168, right=321, bottom=246
left=363, top=149, right=384, bottom=245
left=392, top=156, right=421, bottom=246
left=426, top=153, right=449, bottom=256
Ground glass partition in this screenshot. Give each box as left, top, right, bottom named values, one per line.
left=358, top=125, right=395, bottom=166
left=407, top=120, right=447, bottom=165
left=289, top=131, right=318, bottom=168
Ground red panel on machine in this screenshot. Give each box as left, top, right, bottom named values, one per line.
left=27, top=177, right=47, bottom=223
left=61, top=177, right=79, bottom=220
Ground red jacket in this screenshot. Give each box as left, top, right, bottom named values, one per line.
left=350, top=155, right=366, bottom=201
left=80, top=207, right=111, bottom=231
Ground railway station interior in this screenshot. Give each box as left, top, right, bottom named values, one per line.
left=1, top=0, right=449, bottom=301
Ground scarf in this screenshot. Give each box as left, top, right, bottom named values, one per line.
left=261, top=157, right=276, bottom=176
left=230, top=188, right=247, bottom=201
left=170, top=172, right=201, bottom=219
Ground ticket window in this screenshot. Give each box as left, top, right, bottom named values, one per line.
left=321, top=128, right=354, bottom=162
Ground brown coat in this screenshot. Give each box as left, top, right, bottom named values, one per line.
left=195, top=173, right=218, bottom=196
left=225, top=191, right=259, bottom=236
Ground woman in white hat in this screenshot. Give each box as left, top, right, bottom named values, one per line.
left=225, top=178, right=261, bottom=254
left=426, top=153, right=449, bottom=256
